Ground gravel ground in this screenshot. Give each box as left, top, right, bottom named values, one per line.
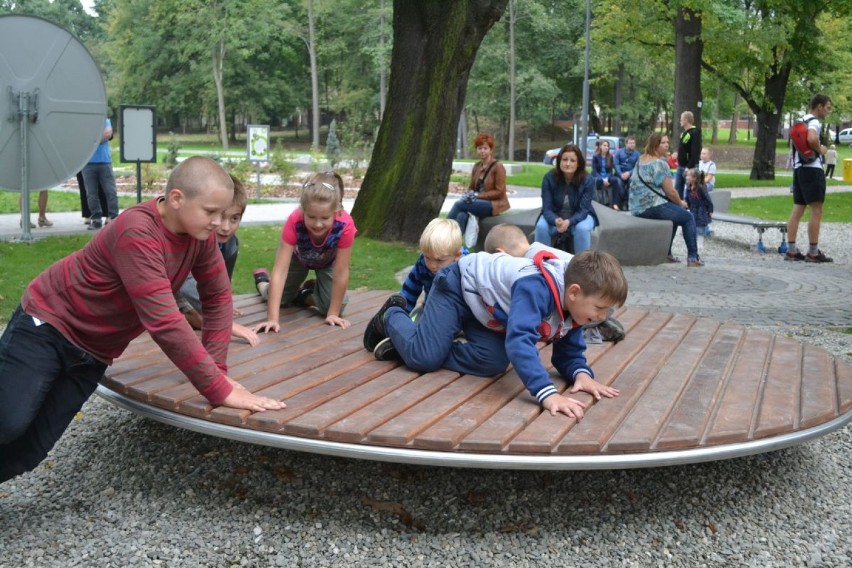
left=2, top=201, right=851, bottom=567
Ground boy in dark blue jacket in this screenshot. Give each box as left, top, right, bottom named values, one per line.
left=364, top=249, right=627, bottom=420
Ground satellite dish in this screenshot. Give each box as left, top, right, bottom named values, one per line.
left=0, top=15, right=107, bottom=239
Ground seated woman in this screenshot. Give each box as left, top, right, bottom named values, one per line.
left=534, top=144, right=598, bottom=253
left=591, top=140, right=625, bottom=210
left=447, top=132, right=510, bottom=234
left=629, top=133, right=702, bottom=267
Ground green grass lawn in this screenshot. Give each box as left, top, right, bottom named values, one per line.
left=0, top=190, right=138, bottom=215
left=728, top=191, right=852, bottom=222
left=0, top=228, right=416, bottom=325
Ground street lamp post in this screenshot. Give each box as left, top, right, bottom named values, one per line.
left=580, top=0, right=591, bottom=159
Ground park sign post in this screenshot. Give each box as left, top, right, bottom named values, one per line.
left=119, top=105, right=157, bottom=203
left=247, top=124, right=269, bottom=198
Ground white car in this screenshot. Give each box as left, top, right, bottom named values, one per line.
left=838, top=128, right=852, bottom=145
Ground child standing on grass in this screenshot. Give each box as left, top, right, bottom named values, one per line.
left=176, top=174, right=259, bottom=347
left=684, top=168, right=714, bottom=253
left=254, top=171, right=356, bottom=331
left=0, top=156, right=285, bottom=484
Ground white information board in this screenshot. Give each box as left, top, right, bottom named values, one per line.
left=247, top=124, right=270, bottom=162
left=120, top=105, right=157, bottom=163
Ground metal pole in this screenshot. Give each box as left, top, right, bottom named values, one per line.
left=580, top=0, right=591, bottom=160
left=256, top=163, right=262, bottom=199
left=136, top=161, right=142, bottom=203
left=19, top=91, right=34, bottom=242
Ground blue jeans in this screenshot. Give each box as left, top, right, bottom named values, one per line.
left=384, top=264, right=509, bottom=376
left=635, top=202, right=699, bottom=260
left=0, top=306, right=107, bottom=482
left=675, top=166, right=686, bottom=198
left=534, top=214, right=596, bottom=253
left=82, top=162, right=119, bottom=220
left=447, top=198, right=494, bottom=233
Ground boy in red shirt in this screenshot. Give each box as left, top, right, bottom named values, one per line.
left=0, top=156, right=284, bottom=483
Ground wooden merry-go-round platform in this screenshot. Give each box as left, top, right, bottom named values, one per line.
left=97, top=290, right=852, bottom=470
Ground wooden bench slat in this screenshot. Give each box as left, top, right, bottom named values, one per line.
left=799, top=344, right=838, bottom=429
left=654, top=324, right=742, bottom=451
left=838, top=359, right=852, bottom=415
left=325, top=370, right=461, bottom=443
left=554, top=313, right=693, bottom=454
left=283, top=366, right=422, bottom=438
left=605, top=318, right=722, bottom=452
left=754, top=336, right=802, bottom=438
left=705, top=329, right=773, bottom=445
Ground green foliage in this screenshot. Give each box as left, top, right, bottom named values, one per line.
left=164, top=132, right=181, bottom=166
left=325, top=119, right=341, bottom=169
left=268, top=141, right=297, bottom=185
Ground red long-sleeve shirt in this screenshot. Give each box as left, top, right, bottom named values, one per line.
left=22, top=199, right=234, bottom=405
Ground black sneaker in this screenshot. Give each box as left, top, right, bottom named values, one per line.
left=784, top=251, right=805, bottom=261
left=805, top=250, right=833, bottom=263
left=598, top=317, right=626, bottom=343
left=374, top=337, right=401, bottom=361
left=88, top=220, right=102, bottom=230
left=363, top=294, right=407, bottom=352
left=253, top=268, right=270, bottom=285
left=292, top=279, right=315, bottom=307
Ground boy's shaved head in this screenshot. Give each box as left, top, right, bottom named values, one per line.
left=483, top=223, right=529, bottom=256
left=166, top=156, right=233, bottom=198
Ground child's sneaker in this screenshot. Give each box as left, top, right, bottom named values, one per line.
left=363, top=294, right=407, bottom=352
left=374, top=337, right=401, bottom=361
left=253, top=268, right=270, bottom=286
left=409, top=305, right=424, bottom=322
left=598, top=317, right=626, bottom=343
left=292, top=279, right=315, bottom=307
left=784, top=251, right=805, bottom=261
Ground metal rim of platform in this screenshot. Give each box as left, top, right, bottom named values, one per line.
left=96, top=385, right=852, bottom=471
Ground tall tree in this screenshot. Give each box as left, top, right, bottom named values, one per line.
left=351, top=0, right=508, bottom=243
left=672, top=5, right=703, bottom=143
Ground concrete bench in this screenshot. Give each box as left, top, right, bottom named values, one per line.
left=709, top=191, right=788, bottom=253
left=476, top=203, right=673, bottom=266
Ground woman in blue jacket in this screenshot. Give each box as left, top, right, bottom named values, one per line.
left=534, top=144, right=598, bottom=253
left=591, top=140, right=626, bottom=210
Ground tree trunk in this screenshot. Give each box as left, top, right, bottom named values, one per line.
left=307, top=0, right=320, bottom=151
left=212, top=38, right=229, bottom=150
left=746, top=70, right=788, bottom=179
left=351, top=0, right=508, bottom=243
left=379, top=0, right=387, bottom=119
left=673, top=7, right=702, bottom=143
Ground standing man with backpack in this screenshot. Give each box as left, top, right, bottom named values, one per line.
left=786, top=94, right=833, bottom=263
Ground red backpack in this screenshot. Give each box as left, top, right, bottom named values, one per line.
left=790, top=117, right=818, bottom=164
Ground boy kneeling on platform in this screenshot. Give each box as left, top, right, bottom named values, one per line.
left=363, top=248, right=627, bottom=419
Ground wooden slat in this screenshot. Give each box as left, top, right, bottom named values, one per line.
left=799, top=344, right=837, bottom=429
left=753, top=336, right=802, bottom=439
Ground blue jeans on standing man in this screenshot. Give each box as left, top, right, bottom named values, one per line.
left=634, top=201, right=699, bottom=261
left=447, top=198, right=494, bottom=234
left=82, top=162, right=119, bottom=222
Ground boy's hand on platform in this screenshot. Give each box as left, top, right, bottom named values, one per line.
left=325, top=315, right=351, bottom=328
left=542, top=393, right=587, bottom=420
left=571, top=373, right=620, bottom=400
left=254, top=320, right=280, bottom=333
left=232, top=323, right=260, bottom=347
left=222, top=388, right=286, bottom=412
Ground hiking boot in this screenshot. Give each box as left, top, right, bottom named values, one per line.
left=374, top=337, right=401, bottom=361
left=805, top=250, right=833, bottom=263
left=598, top=317, right=626, bottom=344
left=292, top=279, right=316, bottom=307
left=363, top=294, right=407, bottom=352
left=784, top=251, right=805, bottom=261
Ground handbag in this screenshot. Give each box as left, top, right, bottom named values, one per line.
left=474, top=160, right=498, bottom=193
left=463, top=214, right=479, bottom=249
